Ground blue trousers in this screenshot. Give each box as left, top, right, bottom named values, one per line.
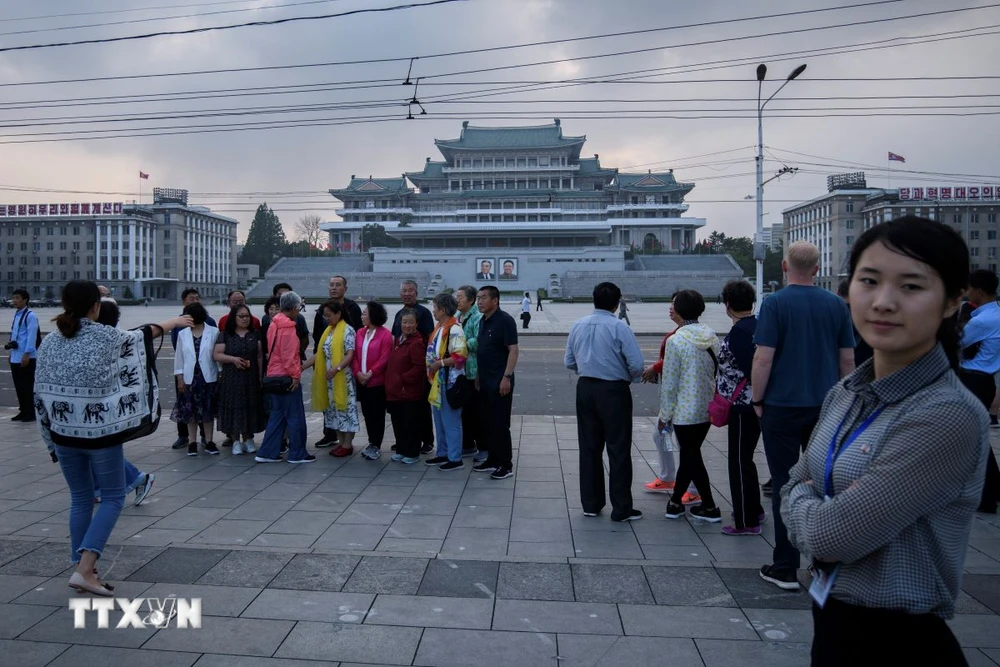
left=257, top=387, right=308, bottom=461
left=54, top=444, right=125, bottom=563
left=432, top=399, right=463, bottom=463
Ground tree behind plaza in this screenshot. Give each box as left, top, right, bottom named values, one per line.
left=240, top=203, right=287, bottom=272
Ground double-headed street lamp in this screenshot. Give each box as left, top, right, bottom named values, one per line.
left=755, top=62, right=807, bottom=308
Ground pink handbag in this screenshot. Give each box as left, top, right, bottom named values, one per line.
left=709, top=378, right=748, bottom=427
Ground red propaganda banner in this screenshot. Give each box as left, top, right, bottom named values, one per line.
left=0, top=202, right=124, bottom=216
left=898, top=186, right=999, bottom=201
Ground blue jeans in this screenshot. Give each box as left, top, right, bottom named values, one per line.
left=432, top=399, right=463, bottom=463
left=257, top=386, right=308, bottom=461
left=93, top=458, right=141, bottom=498
left=54, top=444, right=125, bottom=563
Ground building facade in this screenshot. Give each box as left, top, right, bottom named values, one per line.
left=0, top=188, right=238, bottom=301
left=783, top=173, right=1000, bottom=291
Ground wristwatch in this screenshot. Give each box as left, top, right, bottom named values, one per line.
left=503, top=373, right=514, bottom=379
left=751, top=399, right=765, bottom=406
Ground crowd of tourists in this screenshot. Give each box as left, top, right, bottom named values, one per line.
left=7, top=214, right=997, bottom=663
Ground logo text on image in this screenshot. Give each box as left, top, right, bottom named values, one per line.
left=69, top=597, right=202, bottom=629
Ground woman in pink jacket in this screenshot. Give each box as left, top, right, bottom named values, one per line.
left=254, top=291, right=314, bottom=464
left=352, top=301, right=393, bottom=460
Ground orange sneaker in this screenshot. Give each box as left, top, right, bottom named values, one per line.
left=644, top=478, right=675, bottom=494
left=681, top=492, right=702, bottom=505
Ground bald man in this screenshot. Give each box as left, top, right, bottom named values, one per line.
left=751, top=241, right=855, bottom=591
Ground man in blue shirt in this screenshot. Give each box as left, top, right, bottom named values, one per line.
left=752, top=242, right=855, bottom=590
left=565, top=282, right=645, bottom=522
left=958, top=268, right=1000, bottom=513
left=7, top=289, right=39, bottom=422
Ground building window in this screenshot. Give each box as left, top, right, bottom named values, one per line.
left=46, top=242, right=54, bottom=251
left=46, top=257, right=53, bottom=265
left=164, top=229, right=170, bottom=239
left=32, top=257, right=40, bottom=266
left=72, top=256, right=80, bottom=265
left=845, top=236, right=854, bottom=246
left=845, top=219, right=855, bottom=229
left=989, top=230, right=997, bottom=240
left=846, top=202, right=854, bottom=213
left=972, top=214, right=980, bottom=224
left=60, top=256, right=68, bottom=265
left=971, top=247, right=980, bottom=257
left=46, top=227, right=54, bottom=236
left=59, top=241, right=67, bottom=250
left=954, top=214, right=961, bottom=224
left=32, top=242, right=40, bottom=251
left=990, top=247, right=997, bottom=259
left=971, top=230, right=980, bottom=240
left=73, top=226, right=80, bottom=235
left=59, top=226, right=67, bottom=236
left=19, top=242, right=26, bottom=251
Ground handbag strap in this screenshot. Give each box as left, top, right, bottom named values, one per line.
left=729, top=377, right=748, bottom=401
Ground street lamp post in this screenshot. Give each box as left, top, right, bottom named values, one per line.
left=755, top=62, right=807, bottom=309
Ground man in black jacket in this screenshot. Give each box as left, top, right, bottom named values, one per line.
left=390, top=280, right=435, bottom=453
left=312, top=275, right=362, bottom=448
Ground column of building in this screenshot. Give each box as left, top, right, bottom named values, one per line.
left=94, top=221, right=102, bottom=280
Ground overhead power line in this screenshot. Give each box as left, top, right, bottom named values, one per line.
left=0, top=0, right=466, bottom=54
left=0, top=0, right=283, bottom=23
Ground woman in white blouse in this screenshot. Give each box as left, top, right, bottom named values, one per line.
left=172, top=302, right=221, bottom=456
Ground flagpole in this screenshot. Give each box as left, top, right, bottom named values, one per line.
left=887, top=153, right=891, bottom=190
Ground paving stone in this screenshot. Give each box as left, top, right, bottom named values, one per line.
left=0, top=602, right=58, bottom=638
left=187, top=489, right=263, bottom=510
left=292, top=492, right=360, bottom=513
left=376, top=537, right=443, bottom=555
left=949, top=613, right=1000, bottom=648
left=492, top=599, right=622, bottom=635
left=140, top=582, right=261, bottom=617
left=963, top=574, right=1000, bottom=614
left=357, top=485, right=415, bottom=504
left=460, top=488, right=515, bottom=506
left=744, top=608, right=814, bottom=643
left=554, top=635, right=704, bottom=667
left=342, top=555, right=429, bottom=595
left=414, top=628, right=558, bottom=667
left=268, top=553, right=360, bottom=592
left=313, top=522, right=388, bottom=551
left=508, top=541, right=576, bottom=557
left=441, top=527, right=510, bottom=558
left=398, top=495, right=461, bottom=516
left=510, top=517, right=571, bottom=543
left=45, top=645, right=199, bottom=667
left=619, top=605, right=757, bottom=639
left=512, top=497, right=569, bottom=519
left=192, top=655, right=339, bottom=667
left=195, top=550, right=294, bottom=588
left=497, top=562, right=574, bottom=601
left=714, top=568, right=811, bottom=610
left=411, top=478, right=467, bottom=497
left=368, top=470, right=424, bottom=487
left=265, top=510, right=338, bottom=536
left=571, top=530, right=644, bottom=559
left=695, top=638, right=812, bottom=667
left=0, top=542, right=74, bottom=576
left=452, top=504, right=512, bottom=529
left=571, top=563, right=654, bottom=604
left=275, top=621, right=422, bottom=664
left=314, top=476, right=376, bottom=494
left=965, top=648, right=999, bottom=667
left=13, top=576, right=152, bottom=606
left=366, top=593, right=493, bottom=629
left=126, top=528, right=201, bottom=546
left=957, top=591, right=995, bottom=615
left=154, top=480, right=226, bottom=497
left=145, top=616, right=295, bottom=656
left=514, top=467, right=565, bottom=483
left=241, top=588, right=373, bottom=622
left=418, top=558, right=499, bottom=599
left=643, top=566, right=737, bottom=607
left=253, top=483, right=317, bottom=502
left=386, top=513, right=452, bottom=539
left=0, top=542, right=46, bottom=571
left=150, top=507, right=232, bottom=531
left=20, top=608, right=158, bottom=647
left=127, top=547, right=231, bottom=584
left=514, top=481, right=567, bottom=498
left=0, top=574, right=48, bottom=603
left=188, top=519, right=272, bottom=546
left=0, top=638, right=70, bottom=667
left=337, top=502, right=403, bottom=525
left=249, top=533, right=318, bottom=549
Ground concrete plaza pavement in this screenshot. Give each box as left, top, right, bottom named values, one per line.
left=1, top=405, right=1000, bottom=666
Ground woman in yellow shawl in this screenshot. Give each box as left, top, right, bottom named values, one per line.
left=303, top=300, right=358, bottom=457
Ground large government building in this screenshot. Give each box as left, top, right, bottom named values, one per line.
left=0, top=188, right=238, bottom=301
left=317, top=120, right=723, bottom=297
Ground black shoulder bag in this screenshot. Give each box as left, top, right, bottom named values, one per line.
left=261, top=331, right=294, bottom=394
left=443, top=326, right=472, bottom=409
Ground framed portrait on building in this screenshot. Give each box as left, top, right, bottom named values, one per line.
left=475, top=258, right=497, bottom=280
left=498, top=258, right=518, bottom=280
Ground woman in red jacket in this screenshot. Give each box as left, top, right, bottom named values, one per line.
left=386, top=309, right=428, bottom=464
left=352, top=301, right=393, bottom=460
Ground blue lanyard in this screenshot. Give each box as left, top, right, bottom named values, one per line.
left=11, top=309, right=28, bottom=341
left=824, top=399, right=884, bottom=498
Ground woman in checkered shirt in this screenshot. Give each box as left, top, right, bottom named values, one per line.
left=782, top=217, right=989, bottom=666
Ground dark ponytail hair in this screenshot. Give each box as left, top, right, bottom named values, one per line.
left=847, top=216, right=968, bottom=370
left=55, top=280, right=100, bottom=338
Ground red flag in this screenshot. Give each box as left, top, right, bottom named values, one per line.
left=887, top=152, right=905, bottom=163
left=139, top=171, right=150, bottom=179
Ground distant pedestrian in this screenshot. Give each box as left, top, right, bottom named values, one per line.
left=520, top=291, right=532, bottom=329
left=536, top=289, right=544, bottom=312
left=7, top=288, right=39, bottom=423
left=752, top=241, right=855, bottom=591
left=565, top=282, right=644, bottom=521
left=838, top=278, right=873, bottom=367
left=784, top=217, right=985, bottom=666
left=618, top=298, right=630, bottom=326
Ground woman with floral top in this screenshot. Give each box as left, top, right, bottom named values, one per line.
left=717, top=280, right=765, bottom=536
left=424, top=293, right=468, bottom=471
left=658, top=289, right=721, bottom=523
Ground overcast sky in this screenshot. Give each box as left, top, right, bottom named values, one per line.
left=0, top=0, right=996, bottom=243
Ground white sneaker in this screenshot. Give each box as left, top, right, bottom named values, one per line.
left=232, top=440, right=244, bottom=456
left=361, top=445, right=381, bottom=460
left=243, top=440, right=256, bottom=453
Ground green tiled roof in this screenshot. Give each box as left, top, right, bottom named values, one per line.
left=578, top=157, right=618, bottom=177
left=435, top=121, right=585, bottom=152
left=611, top=172, right=694, bottom=194
left=404, top=162, right=447, bottom=182
left=329, top=177, right=411, bottom=197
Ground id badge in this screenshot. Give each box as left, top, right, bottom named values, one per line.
left=809, top=564, right=839, bottom=608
